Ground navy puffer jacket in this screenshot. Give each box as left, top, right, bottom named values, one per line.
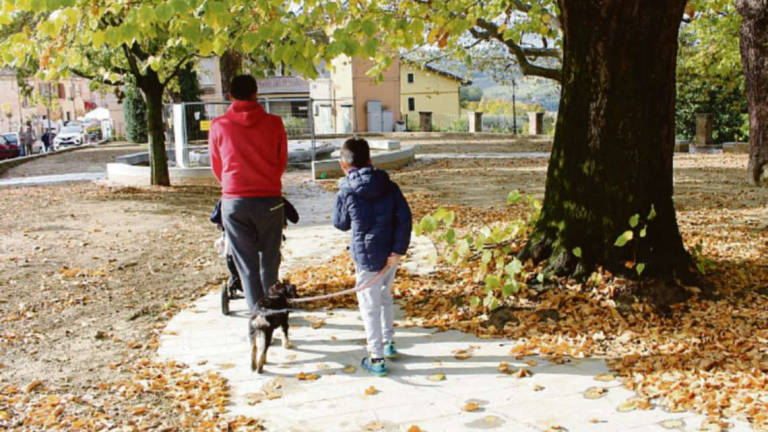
left=333, top=167, right=412, bottom=272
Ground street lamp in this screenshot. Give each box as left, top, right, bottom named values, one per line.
left=511, top=79, right=517, bottom=135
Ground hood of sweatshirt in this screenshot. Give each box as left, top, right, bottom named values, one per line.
left=224, top=100, right=267, bottom=127
left=342, top=166, right=391, bottom=200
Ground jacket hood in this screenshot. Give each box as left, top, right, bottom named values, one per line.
left=342, top=166, right=391, bottom=200
left=224, top=100, right=267, bottom=127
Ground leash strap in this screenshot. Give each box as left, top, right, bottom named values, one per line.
left=253, top=264, right=393, bottom=316
left=288, top=263, right=392, bottom=304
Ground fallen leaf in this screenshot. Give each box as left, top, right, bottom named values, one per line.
left=454, top=351, right=473, bottom=360
left=498, top=361, right=511, bottom=374
left=364, top=386, right=377, bottom=395
left=584, top=387, right=608, bottom=399
left=617, top=400, right=637, bottom=412
left=594, top=373, right=615, bottom=382
left=660, top=419, right=685, bottom=429
left=363, top=420, right=384, bottom=431
left=25, top=379, right=42, bottom=393
left=427, top=373, right=446, bottom=382
left=463, top=402, right=480, bottom=412
left=296, top=372, right=319, bottom=381
left=132, top=406, right=148, bottom=416
left=406, top=426, right=423, bottom=432
left=525, top=360, right=538, bottom=367
left=513, top=367, right=532, bottom=378
left=217, top=363, right=236, bottom=370
left=545, top=426, right=566, bottom=432
left=533, top=384, right=545, bottom=391
left=245, top=393, right=265, bottom=405
left=589, top=418, right=602, bottom=423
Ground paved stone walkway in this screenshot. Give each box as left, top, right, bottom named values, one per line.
left=157, top=181, right=752, bottom=432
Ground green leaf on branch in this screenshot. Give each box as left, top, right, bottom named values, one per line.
left=648, top=204, right=657, bottom=221
left=420, top=215, right=437, bottom=234
left=639, top=225, right=647, bottom=238
left=507, top=189, right=522, bottom=205
left=445, top=228, right=456, bottom=245
left=502, top=281, right=518, bottom=297
left=485, top=274, right=501, bottom=290
left=504, top=258, right=523, bottom=276
left=636, top=263, right=646, bottom=276
left=614, top=230, right=634, bottom=247
left=481, top=250, right=492, bottom=265
left=572, top=247, right=582, bottom=258
left=629, top=214, right=640, bottom=228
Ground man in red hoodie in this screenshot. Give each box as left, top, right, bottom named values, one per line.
left=209, top=75, right=288, bottom=312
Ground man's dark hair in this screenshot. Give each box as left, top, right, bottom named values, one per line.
left=341, top=138, right=371, bottom=169
left=229, top=75, right=259, bottom=100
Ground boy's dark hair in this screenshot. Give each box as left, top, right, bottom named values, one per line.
left=229, top=75, right=259, bottom=100
left=341, top=138, right=371, bottom=169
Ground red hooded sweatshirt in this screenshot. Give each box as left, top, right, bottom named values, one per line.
left=208, top=101, right=287, bottom=199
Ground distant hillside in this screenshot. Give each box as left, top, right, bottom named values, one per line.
left=474, top=73, right=561, bottom=112
left=415, top=53, right=562, bottom=112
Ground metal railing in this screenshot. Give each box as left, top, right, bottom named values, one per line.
left=164, top=97, right=354, bottom=169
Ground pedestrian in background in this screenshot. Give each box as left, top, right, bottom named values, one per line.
left=20, top=122, right=35, bottom=156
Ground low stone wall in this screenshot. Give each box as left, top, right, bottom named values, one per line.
left=106, top=163, right=216, bottom=186
left=311, top=146, right=415, bottom=180
left=723, top=142, right=749, bottom=154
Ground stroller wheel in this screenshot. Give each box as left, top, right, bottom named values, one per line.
left=221, top=283, right=230, bottom=316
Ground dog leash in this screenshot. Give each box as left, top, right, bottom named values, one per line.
left=289, top=263, right=392, bottom=304
left=253, top=264, right=393, bottom=316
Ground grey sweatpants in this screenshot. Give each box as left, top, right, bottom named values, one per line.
left=356, top=264, right=398, bottom=359
left=222, top=197, right=284, bottom=311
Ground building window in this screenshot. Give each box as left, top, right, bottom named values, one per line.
left=407, top=73, right=414, bottom=83
left=408, top=97, right=415, bottom=111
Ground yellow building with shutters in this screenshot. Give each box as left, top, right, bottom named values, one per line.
left=400, top=61, right=470, bottom=122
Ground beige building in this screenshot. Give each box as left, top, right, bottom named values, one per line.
left=0, top=69, right=113, bottom=134
left=329, top=56, right=401, bottom=133
left=400, top=61, right=469, bottom=122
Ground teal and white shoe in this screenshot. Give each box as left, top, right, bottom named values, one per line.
left=361, top=357, right=388, bottom=376
left=384, top=341, right=398, bottom=359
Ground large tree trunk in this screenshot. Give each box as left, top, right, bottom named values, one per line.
left=521, top=0, right=694, bottom=304
left=737, top=0, right=768, bottom=186
left=219, top=50, right=242, bottom=99
left=138, top=71, right=170, bottom=187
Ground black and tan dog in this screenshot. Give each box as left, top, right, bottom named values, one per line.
left=249, top=281, right=298, bottom=373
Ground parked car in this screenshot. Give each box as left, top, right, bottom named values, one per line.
left=53, top=125, right=85, bottom=150
left=0, top=133, right=20, bottom=160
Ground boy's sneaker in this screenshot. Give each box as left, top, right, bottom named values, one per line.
left=361, top=357, right=388, bottom=376
left=384, top=341, right=398, bottom=359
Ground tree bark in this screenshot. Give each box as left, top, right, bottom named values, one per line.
left=138, top=70, right=170, bottom=187
left=521, top=0, right=694, bottom=304
left=737, top=0, right=768, bottom=186
left=219, top=50, right=242, bottom=99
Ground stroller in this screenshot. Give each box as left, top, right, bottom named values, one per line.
left=210, top=198, right=299, bottom=315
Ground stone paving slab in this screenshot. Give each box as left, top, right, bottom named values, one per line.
left=157, top=180, right=753, bottom=432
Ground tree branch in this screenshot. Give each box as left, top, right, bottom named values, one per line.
left=473, top=18, right=561, bottom=82
left=161, top=54, right=195, bottom=87
left=69, top=67, right=124, bottom=86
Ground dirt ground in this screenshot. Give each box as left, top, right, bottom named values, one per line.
left=0, top=143, right=142, bottom=178
left=1, top=143, right=767, bottom=429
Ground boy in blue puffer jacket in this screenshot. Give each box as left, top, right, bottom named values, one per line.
left=333, top=138, right=412, bottom=376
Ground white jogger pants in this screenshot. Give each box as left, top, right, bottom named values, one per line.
left=355, top=264, right=398, bottom=359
